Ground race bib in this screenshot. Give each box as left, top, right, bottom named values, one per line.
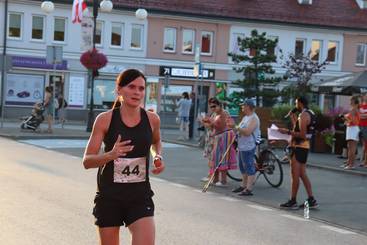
left=113, top=157, right=146, bottom=183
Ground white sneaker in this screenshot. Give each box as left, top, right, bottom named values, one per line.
left=200, top=177, right=209, bottom=182
left=214, top=182, right=227, bottom=187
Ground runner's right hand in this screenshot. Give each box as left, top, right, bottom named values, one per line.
left=110, top=135, right=134, bottom=159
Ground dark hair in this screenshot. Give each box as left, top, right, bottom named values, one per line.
left=296, top=96, right=308, bottom=108
left=351, top=96, right=360, bottom=105
left=113, top=69, right=146, bottom=109
left=45, top=86, right=53, bottom=93
left=116, top=69, right=146, bottom=87
left=208, top=97, right=222, bottom=107
left=182, top=92, right=189, bottom=99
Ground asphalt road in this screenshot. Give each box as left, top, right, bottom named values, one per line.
left=1, top=137, right=366, bottom=244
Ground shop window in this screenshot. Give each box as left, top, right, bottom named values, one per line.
left=310, top=40, right=323, bottom=61
left=355, top=44, right=366, bottom=66
left=327, top=41, right=338, bottom=64
left=182, top=29, right=195, bottom=54
left=31, top=15, right=45, bottom=41
left=54, top=17, right=66, bottom=42
left=89, top=79, right=116, bottom=109
left=163, top=27, right=176, bottom=52
left=160, top=85, right=192, bottom=113
left=201, top=31, right=213, bottom=55
left=111, top=22, right=123, bottom=47
left=8, top=12, right=22, bottom=39
left=131, top=24, right=144, bottom=49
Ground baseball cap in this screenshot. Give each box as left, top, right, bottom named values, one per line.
left=240, top=99, right=255, bottom=108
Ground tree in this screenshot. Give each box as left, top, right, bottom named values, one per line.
left=228, top=29, right=281, bottom=107
left=281, top=51, right=328, bottom=96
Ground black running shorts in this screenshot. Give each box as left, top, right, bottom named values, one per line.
left=93, top=196, right=155, bottom=228
left=291, top=147, right=309, bottom=164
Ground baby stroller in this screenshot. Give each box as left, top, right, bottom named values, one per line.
left=20, top=102, right=45, bottom=131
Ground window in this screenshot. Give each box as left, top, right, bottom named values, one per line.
left=182, top=29, right=195, bottom=54
left=310, top=40, right=323, bottom=61
left=249, top=48, right=256, bottom=57
left=295, top=39, right=306, bottom=58
left=267, top=35, right=278, bottom=56
left=356, top=44, right=366, bottom=66
left=131, top=24, right=144, bottom=49
left=327, top=41, right=338, bottom=63
left=163, top=27, right=176, bottom=52
left=95, top=21, right=103, bottom=45
left=111, top=22, right=123, bottom=47
left=8, top=13, right=22, bottom=39
left=54, top=17, right=66, bottom=42
left=201, top=31, right=213, bottom=55
left=31, top=15, right=44, bottom=41
left=231, top=33, right=245, bottom=54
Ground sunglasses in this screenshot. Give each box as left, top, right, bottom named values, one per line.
left=210, top=105, right=217, bottom=109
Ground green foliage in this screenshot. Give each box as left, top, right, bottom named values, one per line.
left=228, top=29, right=281, bottom=106
left=271, top=104, right=293, bottom=123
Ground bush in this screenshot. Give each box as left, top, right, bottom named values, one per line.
left=271, top=104, right=293, bottom=122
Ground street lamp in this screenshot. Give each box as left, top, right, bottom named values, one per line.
left=41, top=0, right=148, bottom=132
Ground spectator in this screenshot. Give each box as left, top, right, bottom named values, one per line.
left=343, top=96, right=360, bottom=170
left=44, top=86, right=54, bottom=133
left=201, top=97, right=237, bottom=187
left=177, top=92, right=192, bottom=140
left=278, top=96, right=318, bottom=209
left=57, top=95, right=68, bottom=127
left=227, top=99, right=260, bottom=196
left=200, top=109, right=216, bottom=182
left=189, top=92, right=197, bottom=139
left=359, top=94, right=367, bottom=168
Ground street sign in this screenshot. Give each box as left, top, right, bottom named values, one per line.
left=46, top=46, right=63, bottom=64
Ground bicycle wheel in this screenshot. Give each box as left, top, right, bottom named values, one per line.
left=259, top=149, right=283, bottom=188
left=227, top=169, right=242, bottom=182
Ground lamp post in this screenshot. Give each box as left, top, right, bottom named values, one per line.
left=41, top=0, right=148, bottom=132
left=0, top=0, right=8, bottom=128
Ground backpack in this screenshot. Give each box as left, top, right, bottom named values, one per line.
left=305, top=109, right=316, bottom=135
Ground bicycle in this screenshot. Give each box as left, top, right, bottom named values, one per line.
left=227, top=138, right=284, bottom=188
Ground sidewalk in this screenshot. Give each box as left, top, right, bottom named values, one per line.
left=0, top=120, right=366, bottom=177
left=161, top=128, right=367, bottom=177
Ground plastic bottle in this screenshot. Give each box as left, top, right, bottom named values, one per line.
left=304, top=200, right=309, bottom=219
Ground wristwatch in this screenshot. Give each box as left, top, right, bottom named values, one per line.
left=154, top=154, right=163, bottom=161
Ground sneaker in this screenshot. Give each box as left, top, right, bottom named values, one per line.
left=232, top=186, right=245, bottom=193
left=214, top=182, right=227, bottom=187
left=299, top=198, right=319, bottom=209
left=280, top=199, right=299, bottom=210
left=200, top=177, right=209, bottom=182
left=238, top=189, right=253, bottom=196
left=344, top=165, right=355, bottom=170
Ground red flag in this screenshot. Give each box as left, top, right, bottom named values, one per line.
left=72, top=0, right=87, bottom=24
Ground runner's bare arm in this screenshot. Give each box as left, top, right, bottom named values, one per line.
left=82, top=111, right=134, bottom=169
left=147, top=111, right=162, bottom=157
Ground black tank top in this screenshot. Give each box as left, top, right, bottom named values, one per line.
left=97, top=107, right=154, bottom=201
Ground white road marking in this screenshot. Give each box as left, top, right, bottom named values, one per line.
left=150, top=177, right=168, bottom=183
left=319, top=225, right=356, bottom=235
left=170, top=183, right=188, bottom=188
left=247, top=204, right=273, bottom=211
left=219, top=196, right=239, bottom=202
left=19, top=139, right=185, bottom=149
left=281, top=214, right=310, bottom=222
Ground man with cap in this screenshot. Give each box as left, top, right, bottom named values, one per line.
left=227, top=99, right=260, bottom=196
